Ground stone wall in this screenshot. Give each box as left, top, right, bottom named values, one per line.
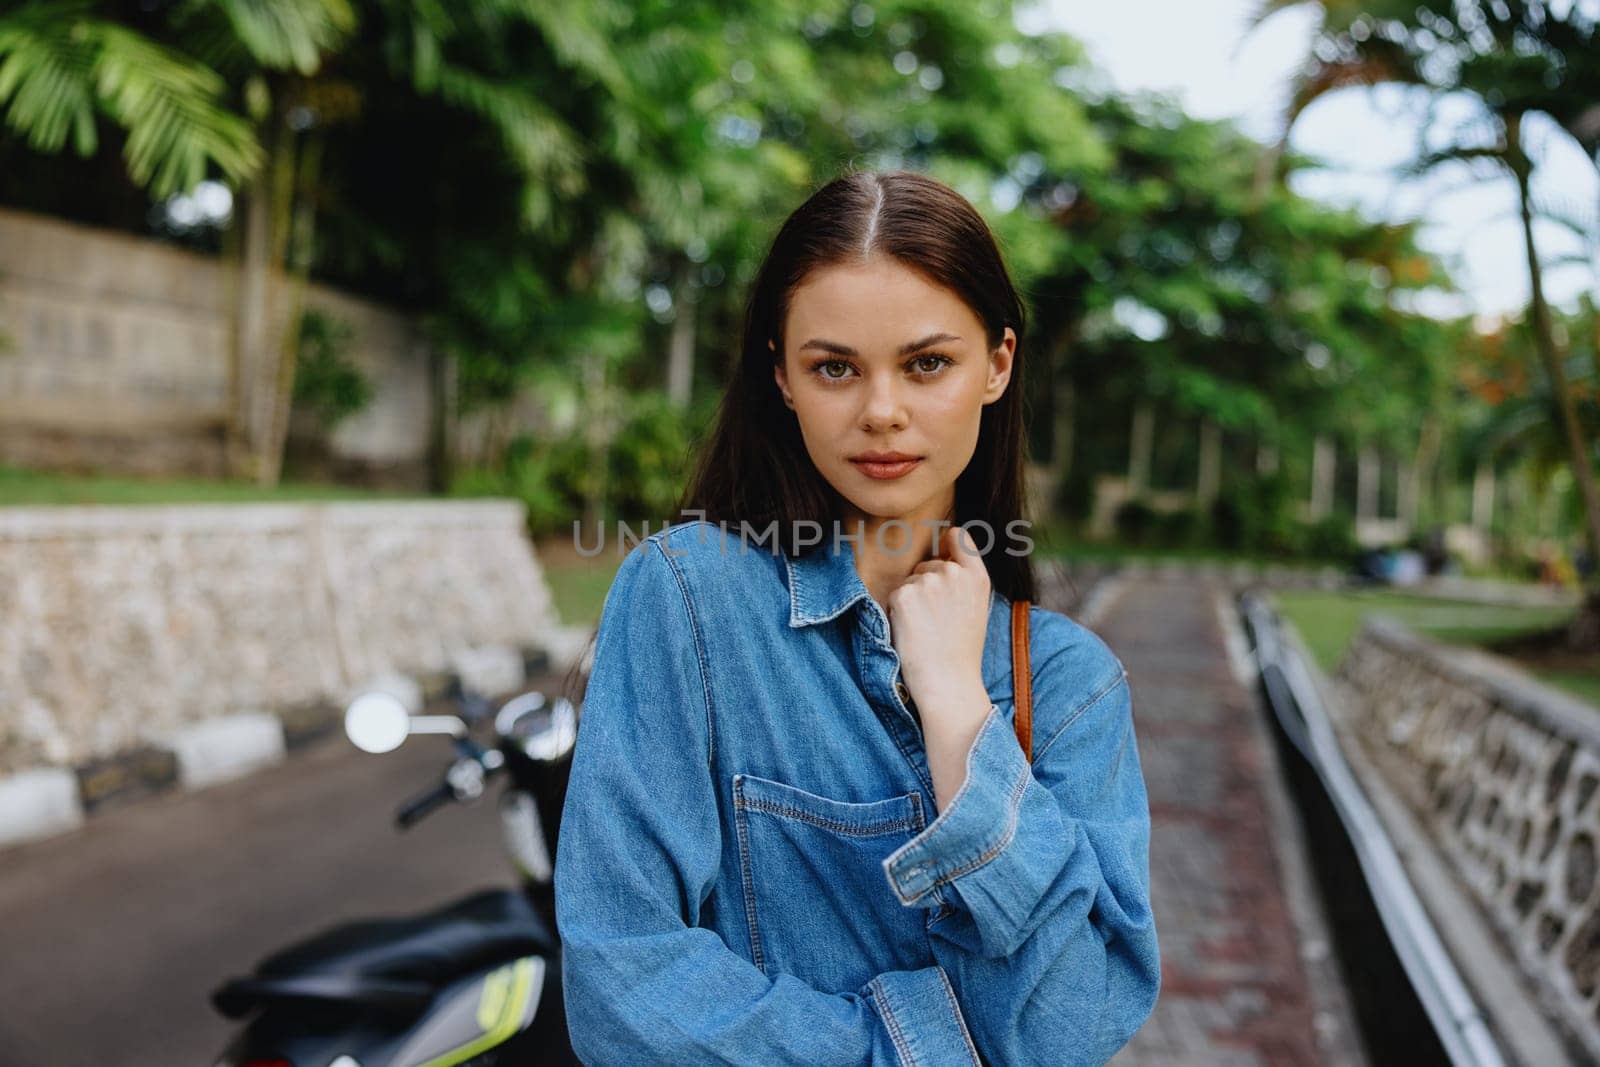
left=0, top=206, right=437, bottom=484
left=1337, top=619, right=1600, bottom=1059
left=0, top=500, right=575, bottom=774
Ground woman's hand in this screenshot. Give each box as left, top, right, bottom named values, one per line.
left=886, top=523, right=996, bottom=811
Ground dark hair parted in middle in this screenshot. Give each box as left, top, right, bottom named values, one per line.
left=677, top=167, right=1036, bottom=604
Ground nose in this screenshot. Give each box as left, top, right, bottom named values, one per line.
left=857, top=374, right=908, bottom=434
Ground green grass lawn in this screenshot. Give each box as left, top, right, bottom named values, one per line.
left=1533, top=668, right=1600, bottom=707
left=1275, top=588, right=1593, bottom=706
left=0, top=465, right=420, bottom=507
left=541, top=556, right=622, bottom=628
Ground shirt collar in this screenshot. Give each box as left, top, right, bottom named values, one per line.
left=783, top=533, right=874, bottom=628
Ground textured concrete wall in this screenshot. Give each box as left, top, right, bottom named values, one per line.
left=1338, top=619, right=1600, bottom=1059
left=0, top=500, right=568, bottom=773
left=0, top=206, right=435, bottom=481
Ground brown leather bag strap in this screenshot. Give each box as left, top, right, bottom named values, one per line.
left=1011, top=598, right=1033, bottom=762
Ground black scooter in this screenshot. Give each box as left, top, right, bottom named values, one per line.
left=209, top=680, right=581, bottom=1067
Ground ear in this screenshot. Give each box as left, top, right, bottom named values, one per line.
left=981, top=326, right=1018, bottom=404
left=771, top=343, right=794, bottom=410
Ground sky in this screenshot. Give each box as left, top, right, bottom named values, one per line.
left=1024, top=0, right=1600, bottom=322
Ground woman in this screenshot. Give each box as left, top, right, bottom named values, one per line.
left=553, top=169, right=1160, bottom=1065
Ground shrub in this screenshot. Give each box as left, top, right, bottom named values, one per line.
left=453, top=433, right=588, bottom=536
left=606, top=391, right=712, bottom=521
left=1301, top=513, right=1358, bottom=561
left=1212, top=471, right=1296, bottom=554
left=1153, top=507, right=1206, bottom=549
left=453, top=389, right=713, bottom=538
left=1114, top=499, right=1159, bottom=546
left=292, top=310, right=371, bottom=428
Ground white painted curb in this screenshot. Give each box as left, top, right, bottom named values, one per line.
left=166, top=712, right=287, bottom=790
left=0, top=768, right=85, bottom=849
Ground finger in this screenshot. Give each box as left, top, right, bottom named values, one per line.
left=942, top=523, right=985, bottom=570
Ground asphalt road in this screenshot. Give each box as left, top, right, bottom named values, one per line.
left=0, top=729, right=520, bottom=1067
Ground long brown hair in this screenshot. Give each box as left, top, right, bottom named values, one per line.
left=678, top=166, right=1036, bottom=601
left=560, top=167, right=1037, bottom=704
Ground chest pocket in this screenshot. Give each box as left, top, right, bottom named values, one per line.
left=732, top=772, right=935, bottom=993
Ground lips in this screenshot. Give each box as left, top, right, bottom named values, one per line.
left=850, top=453, right=923, bottom=480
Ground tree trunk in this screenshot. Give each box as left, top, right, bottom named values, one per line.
left=1357, top=445, right=1379, bottom=521
left=666, top=260, right=697, bottom=410
left=430, top=348, right=458, bottom=493
left=1197, top=421, right=1221, bottom=508
left=228, top=132, right=276, bottom=480
left=1472, top=461, right=1496, bottom=531
left=1036, top=329, right=1075, bottom=522
left=259, top=127, right=323, bottom=488
left=1310, top=436, right=1335, bottom=520
left=1508, top=113, right=1600, bottom=647
left=228, top=88, right=307, bottom=488
left=1404, top=417, right=1441, bottom=532
left=1052, top=379, right=1075, bottom=486
left=583, top=348, right=609, bottom=532
left=1128, top=403, right=1153, bottom=496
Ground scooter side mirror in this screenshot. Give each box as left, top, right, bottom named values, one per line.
left=345, top=692, right=413, bottom=754
left=495, top=691, right=578, bottom=762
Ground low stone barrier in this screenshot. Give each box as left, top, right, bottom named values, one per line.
left=0, top=500, right=586, bottom=785
left=1337, top=618, right=1600, bottom=1059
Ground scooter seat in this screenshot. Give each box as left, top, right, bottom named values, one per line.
left=212, top=888, right=554, bottom=1019
left=212, top=973, right=436, bottom=1021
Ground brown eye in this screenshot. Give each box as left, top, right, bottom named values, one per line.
left=817, top=360, right=853, bottom=380
left=910, top=354, right=953, bottom=374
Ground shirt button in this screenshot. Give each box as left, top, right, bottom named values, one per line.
left=895, top=680, right=911, bottom=705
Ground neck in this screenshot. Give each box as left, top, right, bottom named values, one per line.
left=844, top=488, right=956, bottom=610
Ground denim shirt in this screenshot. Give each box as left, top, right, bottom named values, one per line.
left=554, top=520, right=1159, bottom=1065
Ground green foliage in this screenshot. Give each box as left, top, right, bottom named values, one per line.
left=1113, top=502, right=1213, bottom=551
left=1105, top=472, right=1357, bottom=561
left=291, top=308, right=370, bottom=427
left=0, top=2, right=264, bottom=197
left=2, top=0, right=1496, bottom=540
left=452, top=433, right=588, bottom=536
left=453, top=389, right=713, bottom=537
left=182, top=0, right=357, bottom=76
left=1300, top=513, right=1358, bottom=561
left=1113, top=499, right=1159, bottom=547
left=1263, top=0, right=1600, bottom=565
left=1211, top=471, right=1300, bottom=555
left=606, top=390, right=714, bottom=521
left=1153, top=508, right=1207, bottom=549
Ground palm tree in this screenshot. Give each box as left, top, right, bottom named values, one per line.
left=1254, top=0, right=1600, bottom=645
left=0, top=1, right=261, bottom=198
left=0, top=0, right=357, bottom=486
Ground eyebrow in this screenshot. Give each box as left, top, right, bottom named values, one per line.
left=798, top=332, right=963, bottom=357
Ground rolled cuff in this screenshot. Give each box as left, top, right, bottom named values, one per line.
left=881, top=705, right=1028, bottom=907
left=866, top=966, right=982, bottom=1066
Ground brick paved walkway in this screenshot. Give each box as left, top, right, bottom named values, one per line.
left=1093, top=579, right=1326, bottom=1066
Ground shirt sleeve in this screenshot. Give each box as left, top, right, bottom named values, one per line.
left=880, top=641, right=1160, bottom=1065
left=554, top=538, right=982, bottom=1066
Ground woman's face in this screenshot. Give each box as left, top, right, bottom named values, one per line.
left=772, top=254, right=1015, bottom=537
